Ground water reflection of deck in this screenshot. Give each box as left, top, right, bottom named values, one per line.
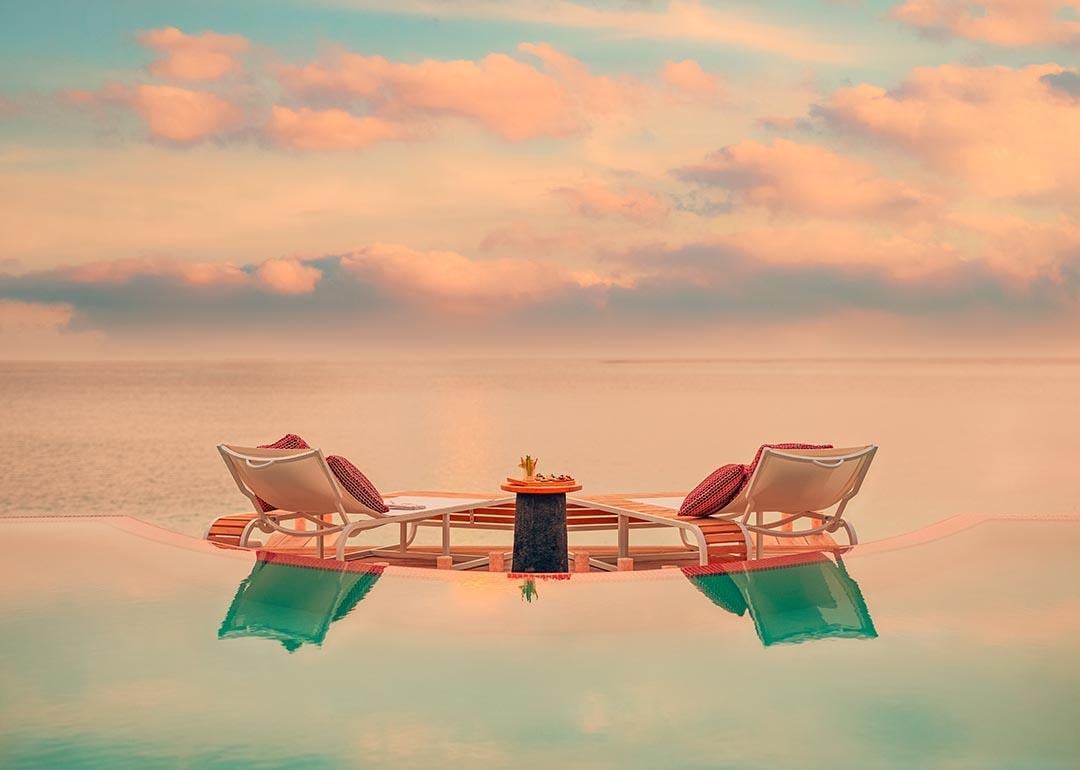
left=217, top=550, right=875, bottom=651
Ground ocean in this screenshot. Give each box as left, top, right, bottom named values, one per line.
left=2, top=358, right=1077, bottom=540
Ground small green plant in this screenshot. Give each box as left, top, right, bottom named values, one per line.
left=518, top=454, right=539, bottom=478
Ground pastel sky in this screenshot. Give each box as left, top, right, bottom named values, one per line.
left=1, top=0, right=1078, bottom=358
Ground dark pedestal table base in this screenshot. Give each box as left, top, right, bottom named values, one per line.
left=511, top=492, right=568, bottom=573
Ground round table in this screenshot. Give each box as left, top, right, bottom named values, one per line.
left=500, top=480, right=582, bottom=573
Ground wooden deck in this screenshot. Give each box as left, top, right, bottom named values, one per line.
left=206, top=491, right=846, bottom=572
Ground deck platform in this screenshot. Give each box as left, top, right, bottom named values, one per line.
left=206, top=491, right=847, bottom=572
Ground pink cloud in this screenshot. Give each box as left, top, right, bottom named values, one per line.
left=552, top=180, right=670, bottom=224
left=340, top=243, right=596, bottom=311
left=45, top=255, right=322, bottom=297
left=130, top=85, right=241, bottom=143
left=517, top=41, right=631, bottom=114
left=820, top=64, right=1080, bottom=198
left=661, top=59, right=720, bottom=98
left=3, top=239, right=1077, bottom=352
left=137, top=27, right=250, bottom=81
left=267, top=106, right=404, bottom=150
left=1, top=249, right=620, bottom=321
left=62, top=257, right=249, bottom=287
left=255, top=257, right=322, bottom=294
left=675, top=139, right=929, bottom=217
left=892, top=0, right=1080, bottom=47
left=277, top=42, right=633, bottom=142
left=66, top=83, right=242, bottom=144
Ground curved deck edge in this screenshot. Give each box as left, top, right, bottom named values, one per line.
left=3, top=511, right=1078, bottom=581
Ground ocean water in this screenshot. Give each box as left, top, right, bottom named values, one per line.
left=2, top=358, right=1078, bottom=540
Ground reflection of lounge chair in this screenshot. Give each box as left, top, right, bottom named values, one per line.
left=688, top=553, right=877, bottom=646
left=577, top=445, right=877, bottom=564
left=219, top=554, right=381, bottom=651
left=212, top=444, right=512, bottom=565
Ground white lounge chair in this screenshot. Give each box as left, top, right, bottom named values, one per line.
left=576, top=445, right=877, bottom=564
left=213, top=444, right=512, bottom=567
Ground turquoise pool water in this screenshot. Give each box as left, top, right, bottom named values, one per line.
left=2, top=516, right=1079, bottom=769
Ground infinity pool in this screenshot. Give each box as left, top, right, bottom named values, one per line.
left=2, top=516, right=1078, bottom=769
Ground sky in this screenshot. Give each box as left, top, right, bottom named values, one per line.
left=0, top=0, right=1077, bottom=358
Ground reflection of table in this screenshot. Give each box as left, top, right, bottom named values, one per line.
left=501, top=480, right=582, bottom=573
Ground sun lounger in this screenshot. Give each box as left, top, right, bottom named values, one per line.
left=211, top=443, right=512, bottom=566
left=576, top=445, right=877, bottom=564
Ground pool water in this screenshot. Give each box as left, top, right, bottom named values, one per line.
left=2, top=516, right=1079, bottom=769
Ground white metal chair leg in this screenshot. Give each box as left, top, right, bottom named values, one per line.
left=837, top=519, right=858, bottom=548
left=336, top=521, right=360, bottom=561
left=738, top=523, right=753, bottom=562
left=679, top=523, right=709, bottom=566
left=240, top=519, right=263, bottom=548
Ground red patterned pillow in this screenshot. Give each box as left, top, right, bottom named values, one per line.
left=678, top=443, right=835, bottom=518
left=260, top=433, right=311, bottom=451
left=748, top=442, right=833, bottom=475
left=678, top=463, right=749, bottom=518
left=326, top=455, right=389, bottom=513
left=254, top=434, right=312, bottom=511
left=251, top=434, right=389, bottom=514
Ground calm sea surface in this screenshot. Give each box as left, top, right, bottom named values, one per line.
left=2, top=359, right=1078, bottom=540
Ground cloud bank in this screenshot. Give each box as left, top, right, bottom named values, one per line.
left=892, top=0, right=1080, bottom=47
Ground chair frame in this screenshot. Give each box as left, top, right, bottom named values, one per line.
left=738, top=445, right=877, bottom=558
left=575, top=445, right=877, bottom=564
left=216, top=444, right=511, bottom=566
